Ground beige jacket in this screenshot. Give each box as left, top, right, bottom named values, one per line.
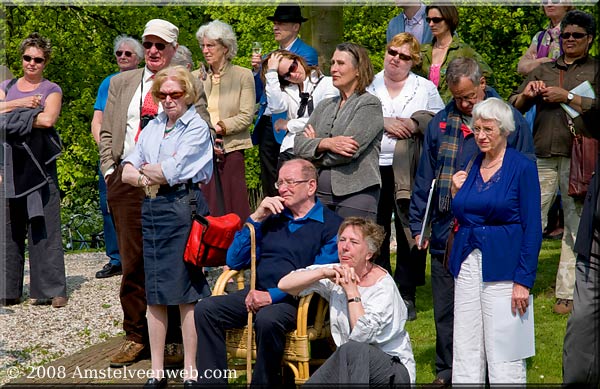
left=193, top=62, right=255, bottom=153
left=99, top=67, right=211, bottom=175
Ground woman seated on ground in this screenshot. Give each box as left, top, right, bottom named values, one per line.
left=449, top=98, right=541, bottom=384
left=121, top=65, right=213, bottom=387
left=260, top=49, right=338, bottom=167
left=279, top=217, right=416, bottom=385
left=294, top=42, right=384, bottom=220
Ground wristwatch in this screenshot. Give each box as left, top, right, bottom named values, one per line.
left=566, top=93, right=574, bottom=104
left=348, top=297, right=362, bottom=303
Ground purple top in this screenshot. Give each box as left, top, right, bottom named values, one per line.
left=0, top=78, right=62, bottom=106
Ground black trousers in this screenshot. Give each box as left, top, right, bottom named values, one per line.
left=194, top=287, right=297, bottom=385
left=375, top=166, right=426, bottom=301
left=256, top=115, right=280, bottom=197
left=306, top=340, right=411, bottom=386
left=431, top=253, right=454, bottom=382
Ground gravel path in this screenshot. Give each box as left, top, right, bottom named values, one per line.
left=0, top=252, right=123, bottom=385
left=0, top=251, right=225, bottom=385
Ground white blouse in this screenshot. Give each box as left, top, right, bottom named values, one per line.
left=366, top=71, right=444, bottom=166
left=298, top=264, right=416, bottom=383
left=264, top=70, right=339, bottom=153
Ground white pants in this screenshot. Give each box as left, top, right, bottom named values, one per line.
left=452, top=249, right=527, bottom=384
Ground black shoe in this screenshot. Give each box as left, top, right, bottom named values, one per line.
left=143, top=377, right=167, bottom=388
left=403, top=299, right=417, bottom=321
left=0, top=297, right=21, bottom=306
left=95, top=262, right=122, bottom=279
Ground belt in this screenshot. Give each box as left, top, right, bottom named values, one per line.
left=145, top=182, right=190, bottom=198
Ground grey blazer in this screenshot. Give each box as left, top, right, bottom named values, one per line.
left=99, top=67, right=211, bottom=175
left=294, top=92, right=383, bottom=197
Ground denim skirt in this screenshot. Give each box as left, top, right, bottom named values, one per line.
left=141, top=188, right=211, bottom=305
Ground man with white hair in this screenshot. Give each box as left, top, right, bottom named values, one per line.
left=99, top=19, right=211, bottom=367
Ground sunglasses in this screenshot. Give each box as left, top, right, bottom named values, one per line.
left=22, top=55, right=45, bottom=64
left=157, top=91, right=185, bottom=100
left=282, top=59, right=298, bottom=81
left=142, top=41, right=167, bottom=51
left=116, top=50, right=133, bottom=58
left=542, top=0, right=561, bottom=4
left=387, top=49, right=413, bottom=61
left=426, top=17, right=445, bottom=24
left=560, top=32, right=588, bottom=40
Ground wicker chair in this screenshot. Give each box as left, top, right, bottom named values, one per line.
left=211, top=223, right=333, bottom=385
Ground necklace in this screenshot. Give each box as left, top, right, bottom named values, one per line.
left=481, top=153, right=505, bottom=169
left=359, top=263, right=374, bottom=279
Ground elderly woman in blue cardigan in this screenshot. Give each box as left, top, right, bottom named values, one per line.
left=449, top=98, right=542, bottom=384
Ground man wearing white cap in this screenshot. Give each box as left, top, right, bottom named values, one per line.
left=99, top=18, right=211, bottom=368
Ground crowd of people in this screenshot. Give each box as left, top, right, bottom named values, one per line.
left=1, top=2, right=598, bottom=387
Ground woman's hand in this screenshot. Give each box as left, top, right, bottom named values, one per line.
left=267, top=52, right=282, bottom=71
left=16, top=95, right=43, bottom=109
left=522, top=80, right=546, bottom=99
left=319, top=136, right=359, bottom=157
left=140, top=163, right=167, bottom=185
left=511, top=283, right=530, bottom=316
left=332, top=265, right=360, bottom=295
left=274, top=118, right=288, bottom=133
left=384, top=117, right=415, bottom=140
left=540, top=86, right=568, bottom=104
left=415, top=234, right=429, bottom=250
left=451, top=170, right=468, bottom=198
left=302, top=124, right=316, bottom=139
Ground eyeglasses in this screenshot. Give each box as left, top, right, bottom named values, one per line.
left=560, top=32, right=588, bottom=40
left=116, top=50, right=133, bottom=57
left=454, top=91, right=479, bottom=104
left=282, top=59, right=298, bottom=81
left=142, top=41, right=167, bottom=51
left=542, top=0, right=561, bottom=5
left=274, top=179, right=310, bottom=190
left=472, top=126, right=498, bottom=137
left=22, top=55, right=45, bottom=64
left=426, top=17, right=445, bottom=24
left=387, top=48, right=413, bottom=61
left=157, top=91, right=185, bottom=100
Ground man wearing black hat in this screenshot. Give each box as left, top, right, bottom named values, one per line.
left=251, top=5, right=318, bottom=197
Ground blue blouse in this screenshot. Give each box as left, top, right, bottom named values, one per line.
left=449, top=147, right=542, bottom=288
left=124, top=105, right=213, bottom=186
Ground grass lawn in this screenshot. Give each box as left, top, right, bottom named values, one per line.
left=401, top=239, right=567, bottom=384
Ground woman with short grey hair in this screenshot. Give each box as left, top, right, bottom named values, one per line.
left=112, top=34, right=144, bottom=60
left=193, top=20, right=254, bottom=221
left=449, top=97, right=542, bottom=383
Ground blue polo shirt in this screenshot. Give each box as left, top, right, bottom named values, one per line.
left=227, top=199, right=342, bottom=303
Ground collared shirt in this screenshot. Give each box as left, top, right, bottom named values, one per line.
left=226, top=199, right=340, bottom=302
left=402, top=4, right=427, bottom=44
left=123, top=67, right=164, bottom=160
left=281, top=37, right=298, bottom=51
left=123, top=105, right=213, bottom=185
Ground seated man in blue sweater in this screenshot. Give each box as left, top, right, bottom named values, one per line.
left=194, top=158, right=343, bottom=386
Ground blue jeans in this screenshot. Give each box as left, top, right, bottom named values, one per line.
left=98, top=165, right=121, bottom=265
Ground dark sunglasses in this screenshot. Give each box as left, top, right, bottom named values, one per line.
left=157, top=91, right=185, bottom=100
left=22, top=55, right=45, bottom=64
left=560, top=32, right=588, bottom=40
left=426, top=17, right=445, bottom=24
left=282, top=59, right=298, bottom=81
left=142, top=41, right=167, bottom=51
left=387, top=49, right=413, bottom=61
left=116, top=50, right=133, bottom=57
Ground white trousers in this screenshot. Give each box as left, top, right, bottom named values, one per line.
left=452, top=249, right=527, bottom=384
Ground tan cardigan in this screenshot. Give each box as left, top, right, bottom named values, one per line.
left=192, top=62, right=255, bottom=153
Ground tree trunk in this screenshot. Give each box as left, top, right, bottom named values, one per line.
left=300, top=5, right=343, bottom=75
